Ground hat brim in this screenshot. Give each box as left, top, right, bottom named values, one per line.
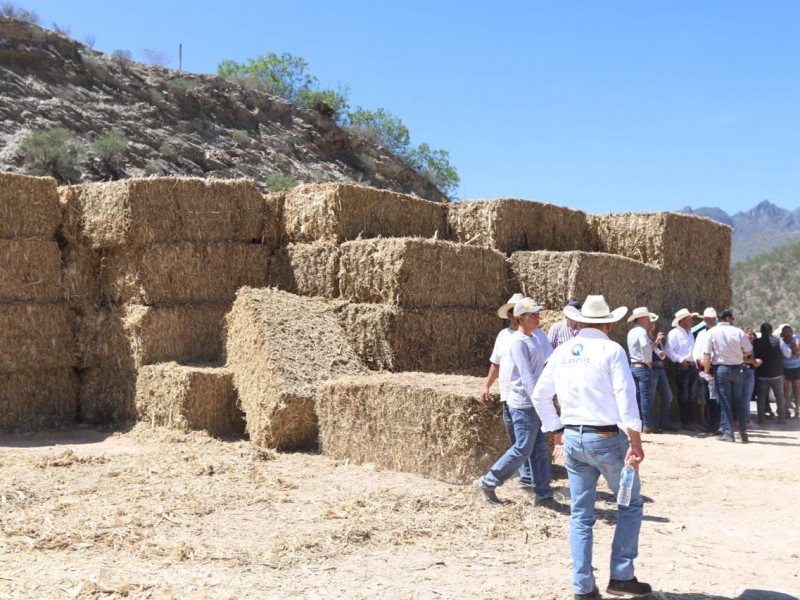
left=671, top=312, right=700, bottom=328
left=627, top=311, right=658, bottom=323
left=497, top=303, right=515, bottom=319
left=565, top=305, right=628, bottom=324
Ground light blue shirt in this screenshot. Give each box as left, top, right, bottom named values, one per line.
left=627, top=324, right=652, bottom=363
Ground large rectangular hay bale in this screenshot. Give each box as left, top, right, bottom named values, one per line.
left=0, top=173, right=60, bottom=239
left=335, top=303, right=500, bottom=376
left=225, top=287, right=366, bottom=449
left=319, top=372, right=507, bottom=484
left=267, top=241, right=340, bottom=298
left=0, top=303, right=74, bottom=371
left=0, top=368, right=78, bottom=432
left=61, top=244, right=101, bottom=312
left=77, top=362, right=137, bottom=425
left=447, top=199, right=590, bottom=254
left=282, top=183, right=447, bottom=243
left=101, top=242, right=269, bottom=304
left=135, top=363, right=245, bottom=437
left=64, top=177, right=264, bottom=248
left=0, top=240, right=62, bottom=302
left=338, top=238, right=509, bottom=308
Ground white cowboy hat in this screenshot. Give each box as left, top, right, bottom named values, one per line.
left=513, top=297, right=543, bottom=317
left=627, top=306, right=658, bottom=323
left=563, top=295, right=627, bottom=324
left=702, top=307, right=717, bottom=318
left=671, top=308, right=701, bottom=328
left=497, top=293, right=525, bottom=319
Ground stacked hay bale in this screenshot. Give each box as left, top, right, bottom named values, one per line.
left=61, top=177, right=269, bottom=430
left=0, top=173, right=77, bottom=432
left=588, top=212, right=732, bottom=314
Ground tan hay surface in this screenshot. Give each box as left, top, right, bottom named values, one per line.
left=588, top=212, right=731, bottom=313
left=335, top=303, right=499, bottom=376
left=319, top=372, right=507, bottom=484
left=267, top=241, right=340, bottom=299
left=0, top=240, right=61, bottom=302
left=0, top=303, right=74, bottom=371
left=262, top=192, right=283, bottom=250
left=0, top=173, right=60, bottom=239
left=447, top=199, right=590, bottom=254
left=101, top=242, right=269, bottom=305
left=225, top=287, right=366, bottom=449
left=61, top=243, right=101, bottom=312
left=65, top=177, right=264, bottom=249
left=0, top=368, right=77, bottom=432
left=338, top=238, right=509, bottom=308
left=282, top=183, right=447, bottom=243
left=78, top=363, right=138, bottom=425
left=135, top=363, right=244, bottom=437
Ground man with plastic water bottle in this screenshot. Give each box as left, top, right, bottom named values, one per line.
left=532, top=295, right=651, bottom=600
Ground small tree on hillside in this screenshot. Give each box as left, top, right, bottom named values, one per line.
left=345, top=107, right=411, bottom=156
left=18, top=127, right=83, bottom=183
left=0, top=2, right=40, bottom=23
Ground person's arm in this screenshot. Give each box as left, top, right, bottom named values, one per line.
left=481, top=362, right=499, bottom=404
left=531, top=360, right=563, bottom=432
left=780, top=338, right=792, bottom=358
left=626, top=430, right=644, bottom=469
left=664, top=330, right=681, bottom=364
left=510, top=340, right=537, bottom=397
left=611, top=347, right=642, bottom=432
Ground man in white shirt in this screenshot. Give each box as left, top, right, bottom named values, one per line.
left=693, top=307, right=719, bottom=432
left=480, top=293, right=533, bottom=487
left=475, top=298, right=556, bottom=507
left=703, top=309, right=753, bottom=443
left=627, top=307, right=659, bottom=433
left=665, top=308, right=701, bottom=430
left=532, top=295, right=650, bottom=600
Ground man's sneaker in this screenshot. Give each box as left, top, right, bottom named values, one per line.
left=517, top=479, right=533, bottom=490
left=474, top=477, right=501, bottom=505
left=575, top=587, right=601, bottom=600
left=606, top=577, right=652, bottom=597
left=534, top=495, right=568, bottom=513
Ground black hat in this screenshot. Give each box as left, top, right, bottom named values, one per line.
left=719, top=309, right=734, bottom=320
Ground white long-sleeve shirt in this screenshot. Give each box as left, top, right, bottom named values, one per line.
left=665, top=326, right=695, bottom=364
left=531, top=328, right=642, bottom=433
left=501, top=329, right=552, bottom=409
left=627, top=324, right=652, bottom=363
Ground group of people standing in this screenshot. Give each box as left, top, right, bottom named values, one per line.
left=476, top=292, right=800, bottom=600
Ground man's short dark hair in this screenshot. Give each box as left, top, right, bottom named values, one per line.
left=761, top=322, right=772, bottom=336
left=719, top=309, right=734, bottom=320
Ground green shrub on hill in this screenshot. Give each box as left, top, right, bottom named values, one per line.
left=732, top=241, right=800, bottom=327
left=18, top=127, right=83, bottom=183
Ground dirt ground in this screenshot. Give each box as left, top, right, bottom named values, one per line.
left=1, top=418, right=799, bottom=600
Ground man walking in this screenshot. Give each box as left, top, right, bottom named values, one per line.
left=627, top=306, right=659, bottom=433
left=703, top=309, right=753, bottom=443
left=475, top=298, right=556, bottom=507
left=665, top=308, right=701, bottom=430
left=532, top=295, right=651, bottom=600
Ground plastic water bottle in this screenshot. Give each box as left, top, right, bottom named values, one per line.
left=617, top=462, right=635, bottom=507
left=708, top=379, right=717, bottom=400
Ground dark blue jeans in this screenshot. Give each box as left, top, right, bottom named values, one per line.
left=631, top=366, right=654, bottom=429
left=714, top=364, right=746, bottom=437
left=675, top=363, right=698, bottom=427
left=502, top=401, right=533, bottom=486
left=649, top=366, right=674, bottom=429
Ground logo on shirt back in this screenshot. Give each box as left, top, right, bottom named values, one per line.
left=571, top=344, right=584, bottom=356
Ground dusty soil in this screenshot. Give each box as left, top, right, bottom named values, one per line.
left=1, top=420, right=799, bottom=600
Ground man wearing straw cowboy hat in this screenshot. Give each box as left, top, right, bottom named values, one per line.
left=694, top=307, right=720, bottom=433
left=481, top=292, right=536, bottom=489
left=531, top=295, right=650, bottom=600
left=665, top=308, right=702, bottom=431
left=475, top=297, right=557, bottom=507
left=627, top=306, right=661, bottom=433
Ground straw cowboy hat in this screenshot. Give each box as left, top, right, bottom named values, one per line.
left=702, top=307, right=717, bottom=318
left=513, top=297, right=543, bottom=317
left=563, top=295, right=627, bottom=324
left=497, top=293, right=525, bottom=319
left=671, top=308, right=701, bottom=328
left=627, top=306, right=658, bottom=323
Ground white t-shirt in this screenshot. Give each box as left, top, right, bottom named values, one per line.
left=490, top=327, right=515, bottom=402
left=501, top=329, right=553, bottom=409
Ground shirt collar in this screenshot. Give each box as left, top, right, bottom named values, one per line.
left=577, top=328, right=609, bottom=340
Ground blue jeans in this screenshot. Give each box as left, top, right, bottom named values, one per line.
left=484, top=406, right=553, bottom=499
left=631, top=366, right=654, bottom=428
left=649, top=366, right=674, bottom=429
left=742, top=367, right=755, bottom=423
left=563, top=429, right=643, bottom=595
left=714, top=364, right=746, bottom=437
left=675, top=363, right=698, bottom=427
left=502, top=402, right=533, bottom=486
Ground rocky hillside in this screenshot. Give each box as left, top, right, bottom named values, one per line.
left=0, top=18, right=446, bottom=201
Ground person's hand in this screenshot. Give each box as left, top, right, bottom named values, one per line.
left=480, top=387, right=492, bottom=405
left=552, top=431, right=564, bottom=460
left=626, top=443, right=644, bottom=469
left=754, top=358, right=763, bottom=367
left=655, top=332, right=665, bottom=344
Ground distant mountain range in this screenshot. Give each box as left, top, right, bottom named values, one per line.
left=681, top=201, right=800, bottom=262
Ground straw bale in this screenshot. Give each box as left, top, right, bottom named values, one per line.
left=77, top=362, right=137, bottom=425
left=338, top=238, right=509, bottom=308
left=61, top=243, right=101, bottom=312
left=0, top=173, right=60, bottom=239
left=0, top=303, right=74, bottom=372
left=66, top=177, right=264, bottom=249
left=267, top=241, right=340, bottom=299
left=447, top=199, right=590, bottom=254
left=335, top=304, right=500, bottom=376
left=225, top=287, right=366, bottom=449
left=0, top=368, right=78, bottom=432
left=135, top=363, right=245, bottom=437
left=101, top=242, right=269, bottom=305
left=262, top=192, right=283, bottom=250
left=319, top=372, right=507, bottom=483
left=282, top=183, right=447, bottom=243
left=588, top=212, right=732, bottom=314
left=0, top=240, right=61, bottom=302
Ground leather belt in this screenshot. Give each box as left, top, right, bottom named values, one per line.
left=631, top=362, right=650, bottom=368
left=564, top=424, right=620, bottom=433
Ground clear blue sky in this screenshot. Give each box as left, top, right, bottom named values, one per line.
left=24, top=1, right=800, bottom=214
